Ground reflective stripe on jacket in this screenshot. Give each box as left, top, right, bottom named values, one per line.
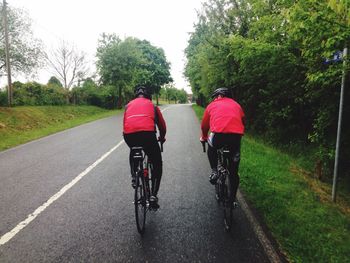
left=123, top=97, right=166, bottom=138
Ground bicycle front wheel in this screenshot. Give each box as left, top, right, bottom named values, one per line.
left=135, top=172, right=147, bottom=234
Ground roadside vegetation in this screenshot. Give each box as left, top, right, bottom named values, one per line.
left=0, top=3, right=188, bottom=109
left=185, top=0, right=350, bottom=193
left=0, top=87, right=186, bottom=152
left=158, top=84, right=188, bottom=104
left=0, top=106, right=119, bottom=151
left=193, top=104, right=350, bottom=262
left=0, top=3, right=187, bottom=151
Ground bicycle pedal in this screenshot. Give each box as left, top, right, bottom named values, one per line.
left=131, top=180, right=136, bottom=189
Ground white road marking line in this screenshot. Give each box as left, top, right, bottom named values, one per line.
left=161, top=104, right=187, bottom=113
left=0, top=140, right=124, bottom=246
left=0, top=106, right=171, bottom=246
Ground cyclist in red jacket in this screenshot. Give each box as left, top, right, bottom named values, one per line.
left=123, top=86, right=166, bottom=209
left=200, top=87, right=245, bottom=200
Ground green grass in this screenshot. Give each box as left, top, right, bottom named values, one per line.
left=192, top=104, right=350, bottom=262
left=192, top=104, right=205, bottom=121
left=0, top=105, right=121, bottom=151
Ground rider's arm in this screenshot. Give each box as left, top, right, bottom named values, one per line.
left=201, top=108, right=210, bottom=140
left=155, top=106, right=166, bottom=140
left=123, top=105, right=128, bottom=132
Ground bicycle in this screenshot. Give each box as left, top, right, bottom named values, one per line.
left=131, top=142, right=163, bottom=235
left=201, top=141, right=238, bottom=231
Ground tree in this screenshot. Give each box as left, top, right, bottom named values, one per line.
left=176, top=88, right=188, bottom=103
left=161, top=83, right=176, bottom=103
left=0, top=3, right=43, bottom=77
left=96, top=34, right=172, bottom=108
left=96, top=34, right=143, bottom=108
left=135, top=39, right=172, bottom=105
left=47, top=76, right=63, bottom=87
left=160, top=83, right=187, bottom=104
left=328, top=0, right=350, bottom=25
left=185, top=0, right=350, bottom=182
left=44, top=41, right=88, bottom=90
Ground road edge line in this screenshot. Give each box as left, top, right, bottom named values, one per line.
left=237, top=191, right=283, bottom=263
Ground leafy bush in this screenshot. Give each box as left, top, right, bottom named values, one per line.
left=184, top=0, right=350, bottom=182
left=12, top=81, right=67, bottom=106
left=71, top=79, right=118, bottom=109
left=0, top=89, right=7, bottom=106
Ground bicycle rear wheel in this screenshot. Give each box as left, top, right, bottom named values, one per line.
left=223, top=172, right=234, bottom=232
left=215, top=181, right=220, bottom=202
left=135, top=172, right=147, bottom=234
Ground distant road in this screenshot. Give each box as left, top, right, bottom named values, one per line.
left=0, top=104, right=272, bottom=262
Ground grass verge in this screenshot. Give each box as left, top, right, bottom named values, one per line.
left=0, top=105, right=120, bottom=151
left=192, top=104, right=350, bottom=262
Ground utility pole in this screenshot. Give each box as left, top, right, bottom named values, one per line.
left=3, top=0, right=12, bottom=106
left=332, top=47, right=347, bottom=202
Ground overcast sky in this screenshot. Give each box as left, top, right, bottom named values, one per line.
left=7, top=0, right=205, bottom=93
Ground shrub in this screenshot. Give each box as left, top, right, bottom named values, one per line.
left=12, top=81, right=67, bottom=106
left=0, top=89, right=7, bottom=106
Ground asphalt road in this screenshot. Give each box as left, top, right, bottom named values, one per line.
left=0, top=104, right=271, bottom=262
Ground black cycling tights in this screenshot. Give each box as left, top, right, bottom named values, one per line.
left=124, top=131, right=162, bottom=196
left=207, top=133, right=242, bottom=198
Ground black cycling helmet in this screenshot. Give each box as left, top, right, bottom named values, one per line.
left=134, top=85, right=151, bottom=99
left=211, top=87, right=231, bottom=98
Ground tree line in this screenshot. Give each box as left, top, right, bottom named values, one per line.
left=0, top=75, right=188, bottom=108
left=184, top=0, right=350, bottom=182
left=0, top=3, right=182, bottom=108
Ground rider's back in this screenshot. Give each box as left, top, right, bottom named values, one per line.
left=123, top=97, right=156, bottom=134
left=204, top=97, right=244, bottom=135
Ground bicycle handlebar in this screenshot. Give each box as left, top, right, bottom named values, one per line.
left=157, top=139, right=164, bottom=152
left=201, top=141, right=206, bottom=153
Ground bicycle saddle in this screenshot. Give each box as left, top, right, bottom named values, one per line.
left=131, top=147, right=143, bottom=159
left=219, top=146, right=231, bottom=157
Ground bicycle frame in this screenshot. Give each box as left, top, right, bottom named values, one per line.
left=131, top=147, right=151, bottom=234
left=130, top=141, right=163, bottom=234
left=141, top=152, right=152, bottom=204
left=133, top=148, right=153, bottom=199
left=216, top=147, right=229, bottom=192
left=131, top=146, right=159, bottom=234
left=218, top=147, right=236, bottom=231
left=201, top=141, right=236, bottom=231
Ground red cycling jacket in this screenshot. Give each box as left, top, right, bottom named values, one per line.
left=123, top=97, right=166, bottom=139
left=201, top=97, right=244, bottom=140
